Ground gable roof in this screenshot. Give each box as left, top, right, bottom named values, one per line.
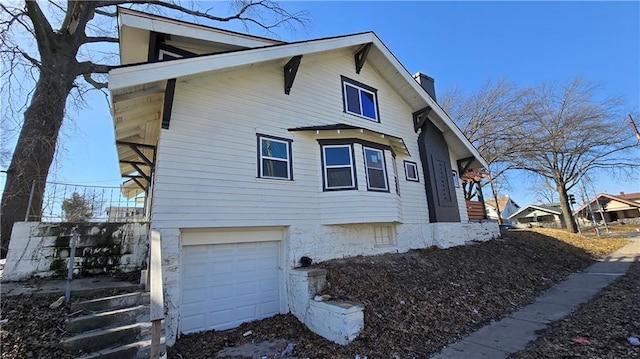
left=109, top=11, right=490, bottom=194
left=508, top=204, right=562, bottom=219
left=485, top=195, right=519, bottom=212
left=573, top=193, right=640, bottom=214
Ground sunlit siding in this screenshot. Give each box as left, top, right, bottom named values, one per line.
left=150, top=48, right=428, bottom=228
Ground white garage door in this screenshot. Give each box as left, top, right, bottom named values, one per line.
left=180, top=230, right=282, bottom=334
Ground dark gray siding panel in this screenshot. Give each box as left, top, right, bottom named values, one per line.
left=418, top=119, right=460, bottom=222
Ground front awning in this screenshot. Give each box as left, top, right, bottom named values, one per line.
left=288, top=123, right=410, bottom=156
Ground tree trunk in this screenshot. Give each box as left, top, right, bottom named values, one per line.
left=489, top=178, right=503, bottom=225
left=0, top=70, right=74, bottom=257
left=557, top=183, right=579, bottom=233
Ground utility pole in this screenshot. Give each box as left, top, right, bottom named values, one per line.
left=581, top=183, right=600, bottom=236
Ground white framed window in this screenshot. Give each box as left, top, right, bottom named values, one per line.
left=258, top=134, right=292, bottom=180
left=342, top=76, right=379, bottom=122
left=322, top=144, right=356, bottom=190
left=374, top=226, right=396, bottom=247
left=363, top=147, right=388, bottom=191
left=404, top=161, right=419, bottom=182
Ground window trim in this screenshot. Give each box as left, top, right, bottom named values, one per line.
left=404, top=161, right=419, bottom=182
left=452, top=169, right=460, bottom=188
left=341, top=76, right=380, bottom=122
left=257, top=134, right=293, bottom=180
left=363, top=146, right=389, bottom=192
left=321, top=144, right=357, bottom=191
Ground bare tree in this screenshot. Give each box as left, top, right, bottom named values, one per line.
left=0, top=0, right=307, bottom=257
left=441, top=79, right=524, bottom=223
left=531, top=177, right=559, bottom=205
left=509, top=78, right=640, bottom=233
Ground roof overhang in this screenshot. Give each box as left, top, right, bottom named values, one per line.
left=289, top=124, right=410, bottom=156
left=573, top=193, right=640, bottom=214
left=509, top=205, right=562, bottom=219
left=110, top=30, right=488, bottom=178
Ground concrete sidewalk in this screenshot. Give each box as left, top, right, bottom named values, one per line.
left=431, top=236, right=640, bottom=359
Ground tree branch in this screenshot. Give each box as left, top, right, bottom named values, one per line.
left=24, top=1, right=54, bottom=43
left=83, top=73, right=108, bottom=89
left=84, top=36, right=119, bottom=43
left=77, top=61, right=113, bottom=75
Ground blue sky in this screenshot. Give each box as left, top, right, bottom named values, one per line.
left=2, top=1, right=639, bottom=208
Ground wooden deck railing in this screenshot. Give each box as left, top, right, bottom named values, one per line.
left=466, top=200, right=486, bottom=221
left=149, top=230, right=164, bottom=358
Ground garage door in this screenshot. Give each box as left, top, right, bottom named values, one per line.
left=180, top=230, right=282, bottom=334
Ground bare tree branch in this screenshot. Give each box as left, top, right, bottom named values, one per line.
left=85, top=36, right=119, bottom=43
left=82, top=73, right=108, bottom=89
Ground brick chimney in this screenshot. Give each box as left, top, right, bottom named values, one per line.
left=413, top=72, right=437, bottom=102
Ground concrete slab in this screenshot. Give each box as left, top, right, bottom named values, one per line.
left=534, top=273, right=618, bottom=305
left=432, top=341, right=508, bottom=359
left=509, top=301, right=575, bottom=324
left=462, top=318, right=547, bottom=353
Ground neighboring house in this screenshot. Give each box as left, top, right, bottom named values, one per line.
left=485, top=195, right=520, bottom=223
left=574, top=192, right=640, bottom=223
left=108, top=9, right=498, bottom=345
left=508, top=204, right=565, bottom=228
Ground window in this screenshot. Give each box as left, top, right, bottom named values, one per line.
left=342, top=76, right=379, bottom=121
left=374, top=226, right=396, bottom=247
left=404, top=161, right=419, bottom=182
left=258, top=135, right=292, bottom=180
left=363, top=147, right=388, bottom=191
left=322, top=145, right=356, bottom=190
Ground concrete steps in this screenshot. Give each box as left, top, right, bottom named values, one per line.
left=63, top=290, right=164, bottom=359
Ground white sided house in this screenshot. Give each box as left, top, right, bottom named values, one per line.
left=109, top=9, right=498, bottom=346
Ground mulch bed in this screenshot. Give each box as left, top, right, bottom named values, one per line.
left=511, top=260, right=640, bottom=359
left=168, top=230, right=629, bottom=359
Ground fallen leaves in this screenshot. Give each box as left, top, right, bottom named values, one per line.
left=511, top=260, right=640, bottom=359
left=169, top=229, right=629, bottom=359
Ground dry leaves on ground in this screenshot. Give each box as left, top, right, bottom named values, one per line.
left=169, top=229, right=629, bottom=359
left=511, top=260, right=640, bottom=359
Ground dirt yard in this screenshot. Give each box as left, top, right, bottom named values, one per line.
left=168, top=229, right=629, bottom=359
left=511, top=260, right=640, bottom=359
left=0, top=229, right=631, bottom=358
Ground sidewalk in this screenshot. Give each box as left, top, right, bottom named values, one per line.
left=431, top=236, right=640, bottom=359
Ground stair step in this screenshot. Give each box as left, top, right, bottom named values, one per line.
left=63, top=322, right=143, bottom=352
left=73, top=337, right=166, bottom=359
left=71, top=292, right=143, bottom=313
left=67, top=305, right=148, bottom=333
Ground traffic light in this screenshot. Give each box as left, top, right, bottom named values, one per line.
left=568, top=194, right=576, bottom=205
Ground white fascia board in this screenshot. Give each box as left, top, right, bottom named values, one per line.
left=119, top=11, right=280, bottom=49
left=368, top=36, right=487, bottom=168
left=109, top=33, right=376, bottom=90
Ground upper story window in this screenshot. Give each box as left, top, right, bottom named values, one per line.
left=404, top=161, right=419, bottom=182
left=258, top=134, right=292, bottom=180
left=341, top=76, right=379, bottom=122
left=363, top=147, right=388, bottom=191
left=322, top=144, right=356, bottom=190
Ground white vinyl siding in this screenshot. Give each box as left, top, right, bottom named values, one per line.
left=151, top=48, right=428, bottom=228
